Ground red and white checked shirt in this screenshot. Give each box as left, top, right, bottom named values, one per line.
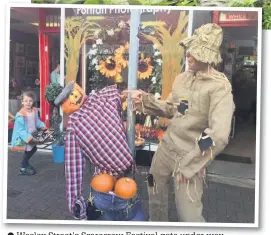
left=65, top=85, right=134, bottom=219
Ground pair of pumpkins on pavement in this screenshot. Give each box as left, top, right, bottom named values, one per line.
left=91, top=173, right=137, bottom=199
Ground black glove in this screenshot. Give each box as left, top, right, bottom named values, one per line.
left=177, top=100, right=189, bottom=115
left=86, top=201, right=102, bottom=220
left=197, top=132, right=213, bottom=152
left=147, top=173, right=155, bottom=187
left=74, top=202, right=81, bottom=219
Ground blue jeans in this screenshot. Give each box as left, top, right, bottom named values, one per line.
left=91, top=188, right=145, bottom=221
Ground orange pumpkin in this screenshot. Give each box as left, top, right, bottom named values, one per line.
left=61, top=83, right=86, bottom=115
left=91, top=173, right=115, bottom=193
left=114, top=177, right=137, bottom=199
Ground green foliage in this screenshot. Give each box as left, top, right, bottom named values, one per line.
left=51, top=107, right=65, bottom=146
left=45, top=83, right=65, bottom=146
left=263, top=4, right=271, bottom=29
left=32, top=0, right=56, bottom=2
left=154, top=0, right=198, bottom=6
left=45, top=83, right=64, bottom=106
left=127, top=0, right=145, bottom=4
left=228, top=0, right=259, bottom=7
left=84, top=0, right=101, bottom=3
left=56, top=0, right=85, bottom=3
left=176, top=0, right=199, bottom=6
left=31, top=0, right=45, bottom=3
left=84, top=0, right=129, bottom=3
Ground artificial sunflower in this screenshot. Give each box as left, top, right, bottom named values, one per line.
left=137, top=54, right=153, bottom=79
left=115, top=74, right=124, bottom=83
left=115, top=42, right=129, bottom=69
left=97, top=56, right=121, bottom=78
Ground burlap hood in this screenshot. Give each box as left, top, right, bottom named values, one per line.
left=180, top=23, right=223, bottom=65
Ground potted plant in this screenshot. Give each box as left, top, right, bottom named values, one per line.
left=45, top=83, right=65, bottom=163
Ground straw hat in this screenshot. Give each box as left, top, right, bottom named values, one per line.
left=180, top=23, right=223, bottom=65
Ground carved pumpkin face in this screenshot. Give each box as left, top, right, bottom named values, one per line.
left=61, top=83, right=86, bottom=114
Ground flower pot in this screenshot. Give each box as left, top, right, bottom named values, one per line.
left=52, top=145, right=65, bottom=163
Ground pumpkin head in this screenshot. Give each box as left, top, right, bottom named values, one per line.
left=91, top=173, right=115, bottom=193
left=60, top=83, right=86, bottom=115
left=114, top=177, right=137, bottom=199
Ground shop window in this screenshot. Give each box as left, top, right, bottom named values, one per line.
left=64, top=8, right=189, bottom=139
left=238, top=46, right=254, bottom=56
left=141, top=12, right=156, bottom=21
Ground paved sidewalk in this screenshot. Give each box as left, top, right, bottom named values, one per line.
left=6, top=150, right=255, bottom=223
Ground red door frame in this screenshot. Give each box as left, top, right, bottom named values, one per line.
left=39, top=9, right=60, bottom=127
left=39, top=33, right=50, bottom=127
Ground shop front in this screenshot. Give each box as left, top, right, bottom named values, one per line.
left=9, top=7, right=259, bottom=165
left=63, top=8, right=190, bottom=151
left=9, top=7, right=61, bottom=129
left=214, top=10, right=258, bottom=163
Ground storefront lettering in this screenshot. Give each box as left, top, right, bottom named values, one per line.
left=226, top=13, right=257, bottom=20
left=219, top=12, right=258, bottom=22
left=76, top=8, right=107, bottom=15
left=76, top=8, right=171, bottom=15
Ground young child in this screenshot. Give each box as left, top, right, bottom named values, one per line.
left=11, top=91, right=47, bottom=175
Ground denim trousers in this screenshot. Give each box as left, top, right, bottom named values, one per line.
left=90, top=188, right=145, bottom=221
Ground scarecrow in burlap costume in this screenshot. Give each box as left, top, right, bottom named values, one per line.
left=123, top=23, right=235, bottom=222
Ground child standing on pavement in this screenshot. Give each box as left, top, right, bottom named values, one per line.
left=11, top=91, right=47, bottom=175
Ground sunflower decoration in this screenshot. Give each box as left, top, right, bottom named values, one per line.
left=97, top=56, right=121, bottom=78
left=138, top=53, right=153, bottom=80
left=115, top=42, right=130, bottom=69
left=115, top=74, right=124, bottom=83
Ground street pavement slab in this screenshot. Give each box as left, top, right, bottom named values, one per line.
left=6, top=150, right=255, bottom=223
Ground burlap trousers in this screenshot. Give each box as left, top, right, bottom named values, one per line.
left=147, top=142, right=205, bottom=222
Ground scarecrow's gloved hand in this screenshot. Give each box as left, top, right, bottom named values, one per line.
left=197, top=132, right=214, bottom=152
left=73, top=202, right=81, bottom=219
left=147, top=173, right=155, bottom=187
left=177, top=100, right=189, bottom=115
left=86, top=201, right=102, bottom=220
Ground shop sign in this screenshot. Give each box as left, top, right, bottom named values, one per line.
left=75, top=8, right=171, bottom=16
left=219, top=12, right=258, bottom=22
